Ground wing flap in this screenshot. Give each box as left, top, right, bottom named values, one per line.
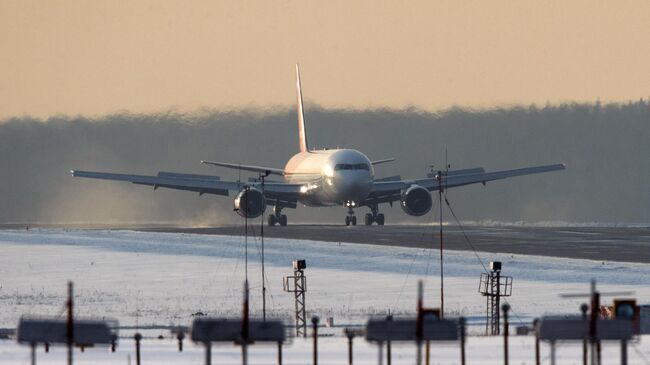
left=418, top=163, right=566, bottom=190
left=71, top=170, right=238, bottom=196
left=157, top=172, right=221, bottom=181
left=364, top=163, right=565, bottom=206
left=71, top=169, right=304, bottom=197
left=426, top=167, right=485, bottom=178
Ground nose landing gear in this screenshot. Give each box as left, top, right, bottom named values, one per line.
left=345, top=206, right=357, bottom=226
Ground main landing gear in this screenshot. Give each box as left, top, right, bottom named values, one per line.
left=267, top=206, right=287, bottom=226
left=364, top=205, right=385, bottom=226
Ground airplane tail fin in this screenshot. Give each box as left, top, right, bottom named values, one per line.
left=296, top=64, right=309, bottom=152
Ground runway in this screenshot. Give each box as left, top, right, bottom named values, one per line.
left=142, top=224, right=650, bottom=264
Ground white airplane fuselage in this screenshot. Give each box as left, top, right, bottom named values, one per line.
left=283, top=149, right=374, bottom=207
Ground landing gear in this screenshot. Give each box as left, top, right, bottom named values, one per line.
left=345, top=215, right=357, bottom=226
left=345, top=206, right=357, bottom=226
left=376, top=213, right=385, bottom=226
left=365, top=205, right=385, bottom=226
left=364, top=213, right=373, bottom=225
left=268, top=206, right=288, bottom=226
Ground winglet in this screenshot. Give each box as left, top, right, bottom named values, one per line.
left=296, top=64, right=309, bottom=153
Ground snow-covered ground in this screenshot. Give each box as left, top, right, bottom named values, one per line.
left=0, top=229, right=648, bottom=363
left=1, top=335, right=649, bottom=365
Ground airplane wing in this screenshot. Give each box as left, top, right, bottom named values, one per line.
left=371, top=158, right=395, bottom=165
left=70, top=170, right=303, bottom=201
left=200, top=160, right=285, bottom=176
left=362, top=164, right=565, bottom=206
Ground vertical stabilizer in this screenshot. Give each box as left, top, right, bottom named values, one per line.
left=296, top=64, right=309, bottom=152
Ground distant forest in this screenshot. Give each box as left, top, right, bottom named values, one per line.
left=1, top=100, right=649, bottom=224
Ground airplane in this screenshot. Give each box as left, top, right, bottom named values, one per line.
left=71, top=65, right=565, bottom=227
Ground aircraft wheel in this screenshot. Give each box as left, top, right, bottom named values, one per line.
left=268, top=214, right=277, bottom=226
left=345, top=216, right=351, bottom=226
left=279, top=214, right=288, bottom=227
left=376, top=214, right=385, bottom=226
left=351, top=216, right=357, bottom=226
left=364, top=213, right=373, bottom=225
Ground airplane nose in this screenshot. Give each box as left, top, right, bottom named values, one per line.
left=334, top=172, right=371, bottom=201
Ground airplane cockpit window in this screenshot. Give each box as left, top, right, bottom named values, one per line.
left=334, top=163, right=370, bottom=171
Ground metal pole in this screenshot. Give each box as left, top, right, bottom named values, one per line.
left=416, top=281, right=423, bottom=365
left=244, top=186, right=248, bottom=283
left=134, top=333, right=142, bottom=365
left=502, top=304, right=510, bottom=365
left=496, top=270, right=501, bottom=335
left=387, top=340, right=392, bottom=365
left=386, top=314, right=393, bottom=365
left=31, top=343, right=36, bottom=365
left=205, top=342, right=211, bottom=365
left=378, top=342, right=384, bottom=365
left=581, top=303, right=589, bottom=365
left=312, top=316, right=319, bottom=365
left=460, top=317, right=466, bottom=365
left=242, top=341, right=248, bottom=365
left=437, top=172, right=444, bottom=317
left=347, top=334, right=354, bottom=365
left=621, top=340, right=627, bottom=365
left=277, top=342, right=283, bottom=365
left=533, top=319, right=540, bottom=365
left=550, top=341, right=556, bottom=365
left=425, top=341, right=430, bottom=365
left=177, top=332, right=184, bottom=352
left=597, top=341, right=602, bottom=365
left=261, top=174, right=266, bottom=322
left=589, top=280, right=598, bottom=365
left=242, top=281, right=249, bottom=365
left=67, top=281, right=73, bottom=365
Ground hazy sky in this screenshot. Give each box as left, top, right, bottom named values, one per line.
left=1, top=0, right=649, bottom=119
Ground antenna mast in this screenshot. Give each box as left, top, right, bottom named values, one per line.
left=437, top=168, right=445, bottom=318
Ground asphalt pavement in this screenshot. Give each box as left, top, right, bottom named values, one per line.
left=141, top=224, right=650, bottom=264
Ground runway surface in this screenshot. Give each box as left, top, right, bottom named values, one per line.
left=142, top=224, right=650, bottom=264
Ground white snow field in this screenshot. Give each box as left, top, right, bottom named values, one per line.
left=0, top=228, right=649, bottom=364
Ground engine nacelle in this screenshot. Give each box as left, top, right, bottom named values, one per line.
left=234, top=187, right=267, bottom=218
left=400, top=185, right=433, bottom=216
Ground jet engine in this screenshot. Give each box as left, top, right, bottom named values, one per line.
left=234, top=187, right=267, bottom=218
left=400, top=185, right=433, bottom=216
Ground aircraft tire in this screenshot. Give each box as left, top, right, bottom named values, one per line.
left=364, top=213, right=373, bottom=225
left=351, top=216, right=357, bottom=226
left=268, top=215, right=277, bottom=226
left=376, top=214, right=385, bottom=226
left=345, top=216, right=350, bottom=226
left=279, top=214, right=288, bottom=226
